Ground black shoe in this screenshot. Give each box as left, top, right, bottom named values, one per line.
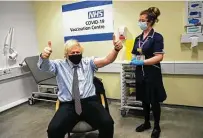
left=151, top=128, right=161, bottom=138
left=135, top=122, right=151, bottom=132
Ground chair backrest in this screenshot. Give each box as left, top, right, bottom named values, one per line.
left=93, top=76, right=109, bottom=113
left=24, top=55, right=56, bottom=84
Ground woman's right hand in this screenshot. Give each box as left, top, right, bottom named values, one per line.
left=130, top=58, right=144, bottom=66
left=131, top=57, right=136, bottom=61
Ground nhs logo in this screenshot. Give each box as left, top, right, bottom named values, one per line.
left=88, top=9, right=104, bottom=19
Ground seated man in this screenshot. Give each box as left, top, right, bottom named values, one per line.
left=37, top=36, right=123, bottom=138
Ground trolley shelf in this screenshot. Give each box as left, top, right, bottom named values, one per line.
left=122, top=106, right=143, bottom=110
left=120, top=63, right=143, bottom=117
left=126, top=100, right=142, bottom=104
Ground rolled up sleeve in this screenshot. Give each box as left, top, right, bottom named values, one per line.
left=153, top=34, right=165, bottom=54
left=90, top=57, right=98, bottom=72
left=37, top=55, right=57, bottom=74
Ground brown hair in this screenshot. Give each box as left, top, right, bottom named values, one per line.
left=140, top=7, right=161, bottom=26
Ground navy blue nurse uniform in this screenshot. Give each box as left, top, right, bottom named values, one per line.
left=131, top=29, right=167, bottom=104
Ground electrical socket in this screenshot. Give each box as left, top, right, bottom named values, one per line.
left=0, top=69, right=11, bottom=76
left=4, top=69, right=11, bottom=74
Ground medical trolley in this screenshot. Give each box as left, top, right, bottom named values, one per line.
left=120, top=63, right=143, bottom=117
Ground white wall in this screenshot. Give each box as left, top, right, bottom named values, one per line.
left=0, top=75, right=37, bottom=112
left=0, top=1, right=38, bottom=112
left=0, top=1, right=39, bottom=68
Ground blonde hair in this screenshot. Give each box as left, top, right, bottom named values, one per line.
left=64, top=39, right=84, bottom=57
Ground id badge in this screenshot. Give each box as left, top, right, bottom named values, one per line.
left=137, top=48, right=142, bottom=54
left=136, top=55, right=145, bottom=61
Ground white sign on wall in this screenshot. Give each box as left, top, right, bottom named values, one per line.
left=62, top=0, right=114, bottom=42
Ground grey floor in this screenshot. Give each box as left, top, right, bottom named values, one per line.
left=0, top=101, right=203, bottom=138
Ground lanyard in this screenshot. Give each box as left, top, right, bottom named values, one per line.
left=138, top=37, right=148, bottom=49
left=138, top=31, right=155, bottom=48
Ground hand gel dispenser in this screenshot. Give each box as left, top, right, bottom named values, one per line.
left=117, top=26, right=127, bottom=61
left=118, top=26, right=126, bottom=41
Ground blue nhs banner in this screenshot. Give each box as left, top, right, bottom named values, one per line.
left=62, top=1, right=114, bottom=42
left=88, top=9, right=104, bottom=19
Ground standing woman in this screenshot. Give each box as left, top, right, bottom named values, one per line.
left=130, top=7, right=167, bottom=138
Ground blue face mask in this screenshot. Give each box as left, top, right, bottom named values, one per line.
left=138, top=21, right=148, bottom=30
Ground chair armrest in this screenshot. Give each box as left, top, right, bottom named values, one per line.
left=100, top=94, right=106, bottom=107
left=55, top=95, right=106, bottom=112
left=55, top=99, right=60, bottom=111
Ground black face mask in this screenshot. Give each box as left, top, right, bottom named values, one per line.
left=68, top=54, right=82, bottom=64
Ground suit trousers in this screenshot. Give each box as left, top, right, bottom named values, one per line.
left=47, top=95, right=114, bottom=138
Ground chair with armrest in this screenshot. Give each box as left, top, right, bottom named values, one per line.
left=55, top=76, right=109, bottom=138
left=20, top=56, right=110, bottom=137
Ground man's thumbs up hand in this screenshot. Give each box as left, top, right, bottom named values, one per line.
left=48, top=41, right=52, bottom=48
left=41, top=41, right=52, bottom=59
left=113, top=34, right=123, bottom=52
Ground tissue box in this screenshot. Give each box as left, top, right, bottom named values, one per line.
left=186, top=26, right=202, bottom=34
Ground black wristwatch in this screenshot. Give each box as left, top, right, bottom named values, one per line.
left=114, top=48, right=120, bottom=52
